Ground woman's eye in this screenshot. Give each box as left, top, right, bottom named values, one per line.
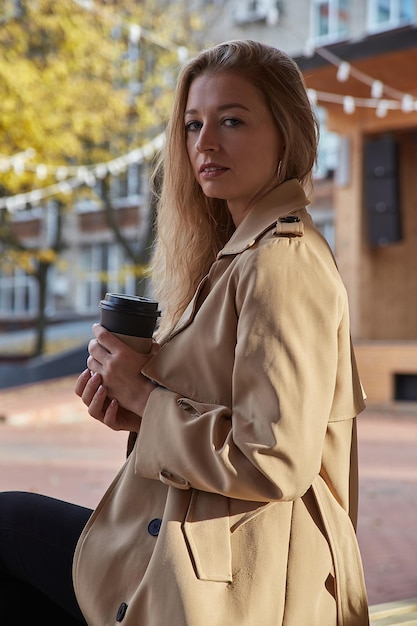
left=223, top=117, right=242, bottom=127
left=185, top=120, right=202, bottom=131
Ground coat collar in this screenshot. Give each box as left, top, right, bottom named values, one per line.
left=218, top=179, right=309, bottom=258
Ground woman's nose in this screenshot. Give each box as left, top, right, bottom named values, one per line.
left=196, top=125, right=219, bottom=152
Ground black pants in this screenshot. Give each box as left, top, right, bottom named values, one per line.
left=0, top=491, right=92, bottom=625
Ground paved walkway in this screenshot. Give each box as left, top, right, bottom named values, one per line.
left=0, top=376, right=416, bottom=607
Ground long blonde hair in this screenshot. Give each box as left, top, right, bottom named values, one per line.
left=151, top=39, right=319, bottom=339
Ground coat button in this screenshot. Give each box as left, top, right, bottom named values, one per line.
left=147, top=518, right=162, bottom=536
left=116, top=602, right=128, bottom=622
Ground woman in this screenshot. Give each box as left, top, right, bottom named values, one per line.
left=0, top=40, right=369, bottom=625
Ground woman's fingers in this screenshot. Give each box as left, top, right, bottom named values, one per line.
left=74, top=368, right=91, bottom=397
left=86, top=384, right=110, bottom=421
left=92, top=324, right=123, bottom=355
left=74, top=368, right=141, bottom=432
left=101, top=398, right=120, bottom=429
left=75, top=369, right=107, bottom=416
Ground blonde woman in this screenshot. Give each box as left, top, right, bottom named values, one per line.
left=0, top=40, right=369, bottom=625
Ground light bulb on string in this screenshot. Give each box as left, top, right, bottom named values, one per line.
left=371, top=80, right=383, bottom=99
left=58, top=181, right=73, bottom=195
left=56, top=167, right=69, bottom=181
left=303, top=40, right=316, bottom=58
left=129, top=24, right=141, bottom=45
left=95, top=164, right=108, bottom=179
left=76, top=166, right=87, bottom=180
left=126, top=149, right=142, bottom=164
left=307, top=88, right=318, bottom=106
left=177, top=46, right=189, bottom=63
left=13, top=158, right=26, bottom=175
left=343, top=96, right=356, bottom=114
left=337, top=62, right=350, bottom=82
left=376, top=100, right=389, bottom=118
left=401, top=94, right=414, bottom=112
left=29, top=190, right=43, bottom=204
left=142, top=143, right=156, bottom=159
left=84, top=172, right=96, bottom=187
left=6, top=195, right=26, bottom=212
left=36, top=164, right=48, bottom=180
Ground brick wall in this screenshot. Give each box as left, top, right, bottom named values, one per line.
left=354, top=341, right=417, bottom=405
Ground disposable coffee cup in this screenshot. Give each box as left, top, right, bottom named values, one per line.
left=99, top=293, right=160, bottom=354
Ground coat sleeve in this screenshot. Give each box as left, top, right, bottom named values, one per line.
left=135, top=237, right=359, bottom=502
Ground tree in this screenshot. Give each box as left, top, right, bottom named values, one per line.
left=0, top=0, right=224, bottom=355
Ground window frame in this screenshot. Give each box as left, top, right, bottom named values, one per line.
left=75, top=242, right=137, bottom=314
left=367, top=0, right=415, bottom=33
left=310, top=0, right=350, bottom=44
left=0, top=265, right=39, bottom=319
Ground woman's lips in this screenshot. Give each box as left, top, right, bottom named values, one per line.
left=199, top=164, right=228, bottom=179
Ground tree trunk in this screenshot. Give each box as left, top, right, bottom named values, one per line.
left=33, top=261, right=50, bottom=357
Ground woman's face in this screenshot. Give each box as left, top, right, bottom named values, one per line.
left=185, top=71, right=284, bottom=226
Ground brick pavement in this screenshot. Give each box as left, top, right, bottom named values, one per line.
left=0, top=376, right=127, bottom=507
left=356, top=406, right=417, bottom=605
left=0, top=376, right=416, bottom=606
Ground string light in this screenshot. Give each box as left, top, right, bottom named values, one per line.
left=2, top=1, right=416, bottom=213
left=376, top=100, right=389, bottom=118
left=371, top=80, right=384, bottom=99
left=336, top=61, right=350, bottom=82
left=307, top=88, right=318, bottom=106
left=1, top=2, right=186, bottom=213
left=311, top=90, right=407, bottom=113
left=70, top=0, right=192, bottom=58
left=307, top=45, right=417, bottom=114
left=401, top=94, right=414, bottom=112
left=310, top=88, right=416, bottom=116
left=0, top=133, right=165, bottom=212
left=281, top=13, right=417, bottom=116
left=0, top=148, right=36, bottom=174
left=343, top=95, right=356, bottom=114
left=129, top=24, right=141, bottom=45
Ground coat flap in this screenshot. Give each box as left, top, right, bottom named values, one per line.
left=182, top=490, right=232, bottom=583
left=311, top=475, right=369, bottom=625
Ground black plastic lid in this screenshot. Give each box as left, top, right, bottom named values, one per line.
left=99, top=293, right=160, bottom=317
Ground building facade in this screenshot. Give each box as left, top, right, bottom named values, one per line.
left=1, top=0, right=417, bottom=402
left=219, top=0, right=417, bottom=403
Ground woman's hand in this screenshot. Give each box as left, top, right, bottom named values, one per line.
left=74, top=324, right=160, bottom=432
left=75, top=368, right=142, bottom=432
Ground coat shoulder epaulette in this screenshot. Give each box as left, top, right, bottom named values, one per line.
left=273, top=214, right=304, bottom=237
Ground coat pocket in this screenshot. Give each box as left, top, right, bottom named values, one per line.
left=182, top=489, right=232, bottom=583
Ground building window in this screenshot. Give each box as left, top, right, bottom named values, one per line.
left=76, top=243, right=137, bottom=313
left=311, top=0, right=350, bottom=43
left=367, top=0, right=414, bottom=32
left=0, top=266, right=38, bottom=319
left=233, top=0, right=280, bottom=25
left=315, top=107, right=340, bottom=180
left=109, top=163, right=143, bottom=202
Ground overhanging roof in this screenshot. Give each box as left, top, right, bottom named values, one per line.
left=293, top=25, right=417, bottom=100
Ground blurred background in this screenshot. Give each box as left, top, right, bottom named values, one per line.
left=0, top=0, right=416, bottom=611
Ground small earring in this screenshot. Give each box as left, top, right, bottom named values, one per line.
left=277, top=160, right=282, bottom=179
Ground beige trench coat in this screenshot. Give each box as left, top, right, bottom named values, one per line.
left=73, top=179, right=369, bottom=626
